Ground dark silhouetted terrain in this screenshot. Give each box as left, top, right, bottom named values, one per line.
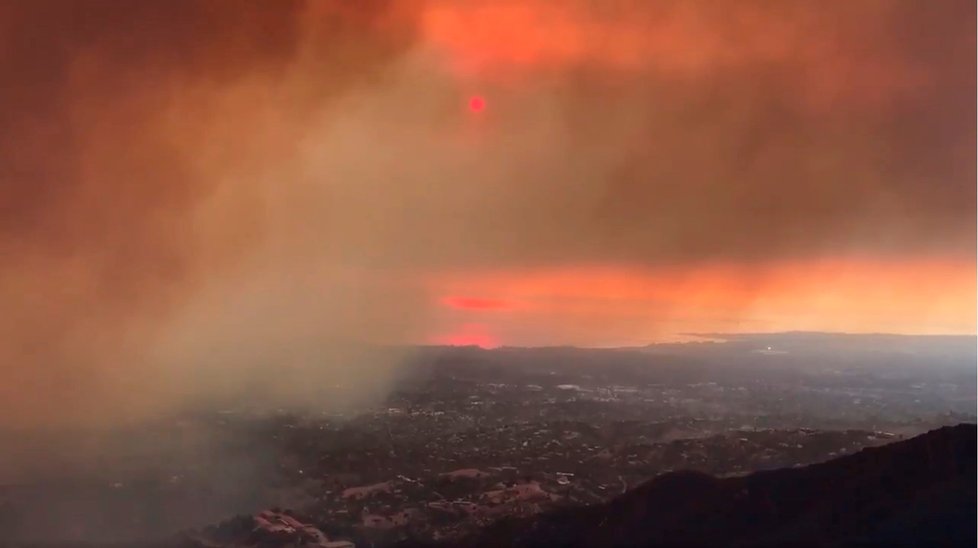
left=433, top=423, right=977, bottom=547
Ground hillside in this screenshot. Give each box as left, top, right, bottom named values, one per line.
left=445, top=423, right=976, bottom=547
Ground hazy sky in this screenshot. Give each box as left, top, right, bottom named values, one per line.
left=1, top=0, right=974, bottom=424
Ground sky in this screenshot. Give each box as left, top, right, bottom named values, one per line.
left=0, top=0, right=975, bottom=425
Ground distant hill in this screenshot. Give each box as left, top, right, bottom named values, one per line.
left=433, top=423, right=976, bottom=547
left=676, top=331, right=978, bottom=355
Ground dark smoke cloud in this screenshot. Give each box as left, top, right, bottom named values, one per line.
left=350, top=0, right=976, bottom=269
left=0, top=0, right=973, bottom=428
left=0, top=0, right=426, bottom=427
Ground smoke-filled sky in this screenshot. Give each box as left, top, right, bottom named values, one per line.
left=1, top=0, right=975, bottom=425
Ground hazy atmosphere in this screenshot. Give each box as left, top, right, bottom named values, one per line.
left=0, top=2, right=975, bottom=545
left=2, top=0, right=974, bottom=430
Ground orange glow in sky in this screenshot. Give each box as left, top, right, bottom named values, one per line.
left=429, top=322, right=499, bottom=348
left=421, top=1, right=924, bottom=110
left=429, top=257, right=976, bottom=347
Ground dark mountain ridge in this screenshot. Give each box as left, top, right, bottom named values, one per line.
left=438, top=423, right=976, bottom=547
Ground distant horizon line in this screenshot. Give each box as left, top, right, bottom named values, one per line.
left=405, top=330, right=978, bottom=350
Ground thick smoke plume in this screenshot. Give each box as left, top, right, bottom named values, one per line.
left=1, top=0, right=974, bottom=428
left=0, top=0, right=428, bottom=429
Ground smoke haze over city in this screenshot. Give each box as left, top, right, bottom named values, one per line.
left=0, top=0, right=974, bottom=498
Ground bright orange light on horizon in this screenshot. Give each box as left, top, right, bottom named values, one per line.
left=427, top=257, right=977, bottom=347
left=430, top=322, right=499, bottom=348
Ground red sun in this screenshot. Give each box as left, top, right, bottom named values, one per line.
left=468, top=95, right=486, bottom=112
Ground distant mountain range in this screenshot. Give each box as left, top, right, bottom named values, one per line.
left=420, top=423, right=976, bottom=547
left=675, top=331, right=977, bottom=352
